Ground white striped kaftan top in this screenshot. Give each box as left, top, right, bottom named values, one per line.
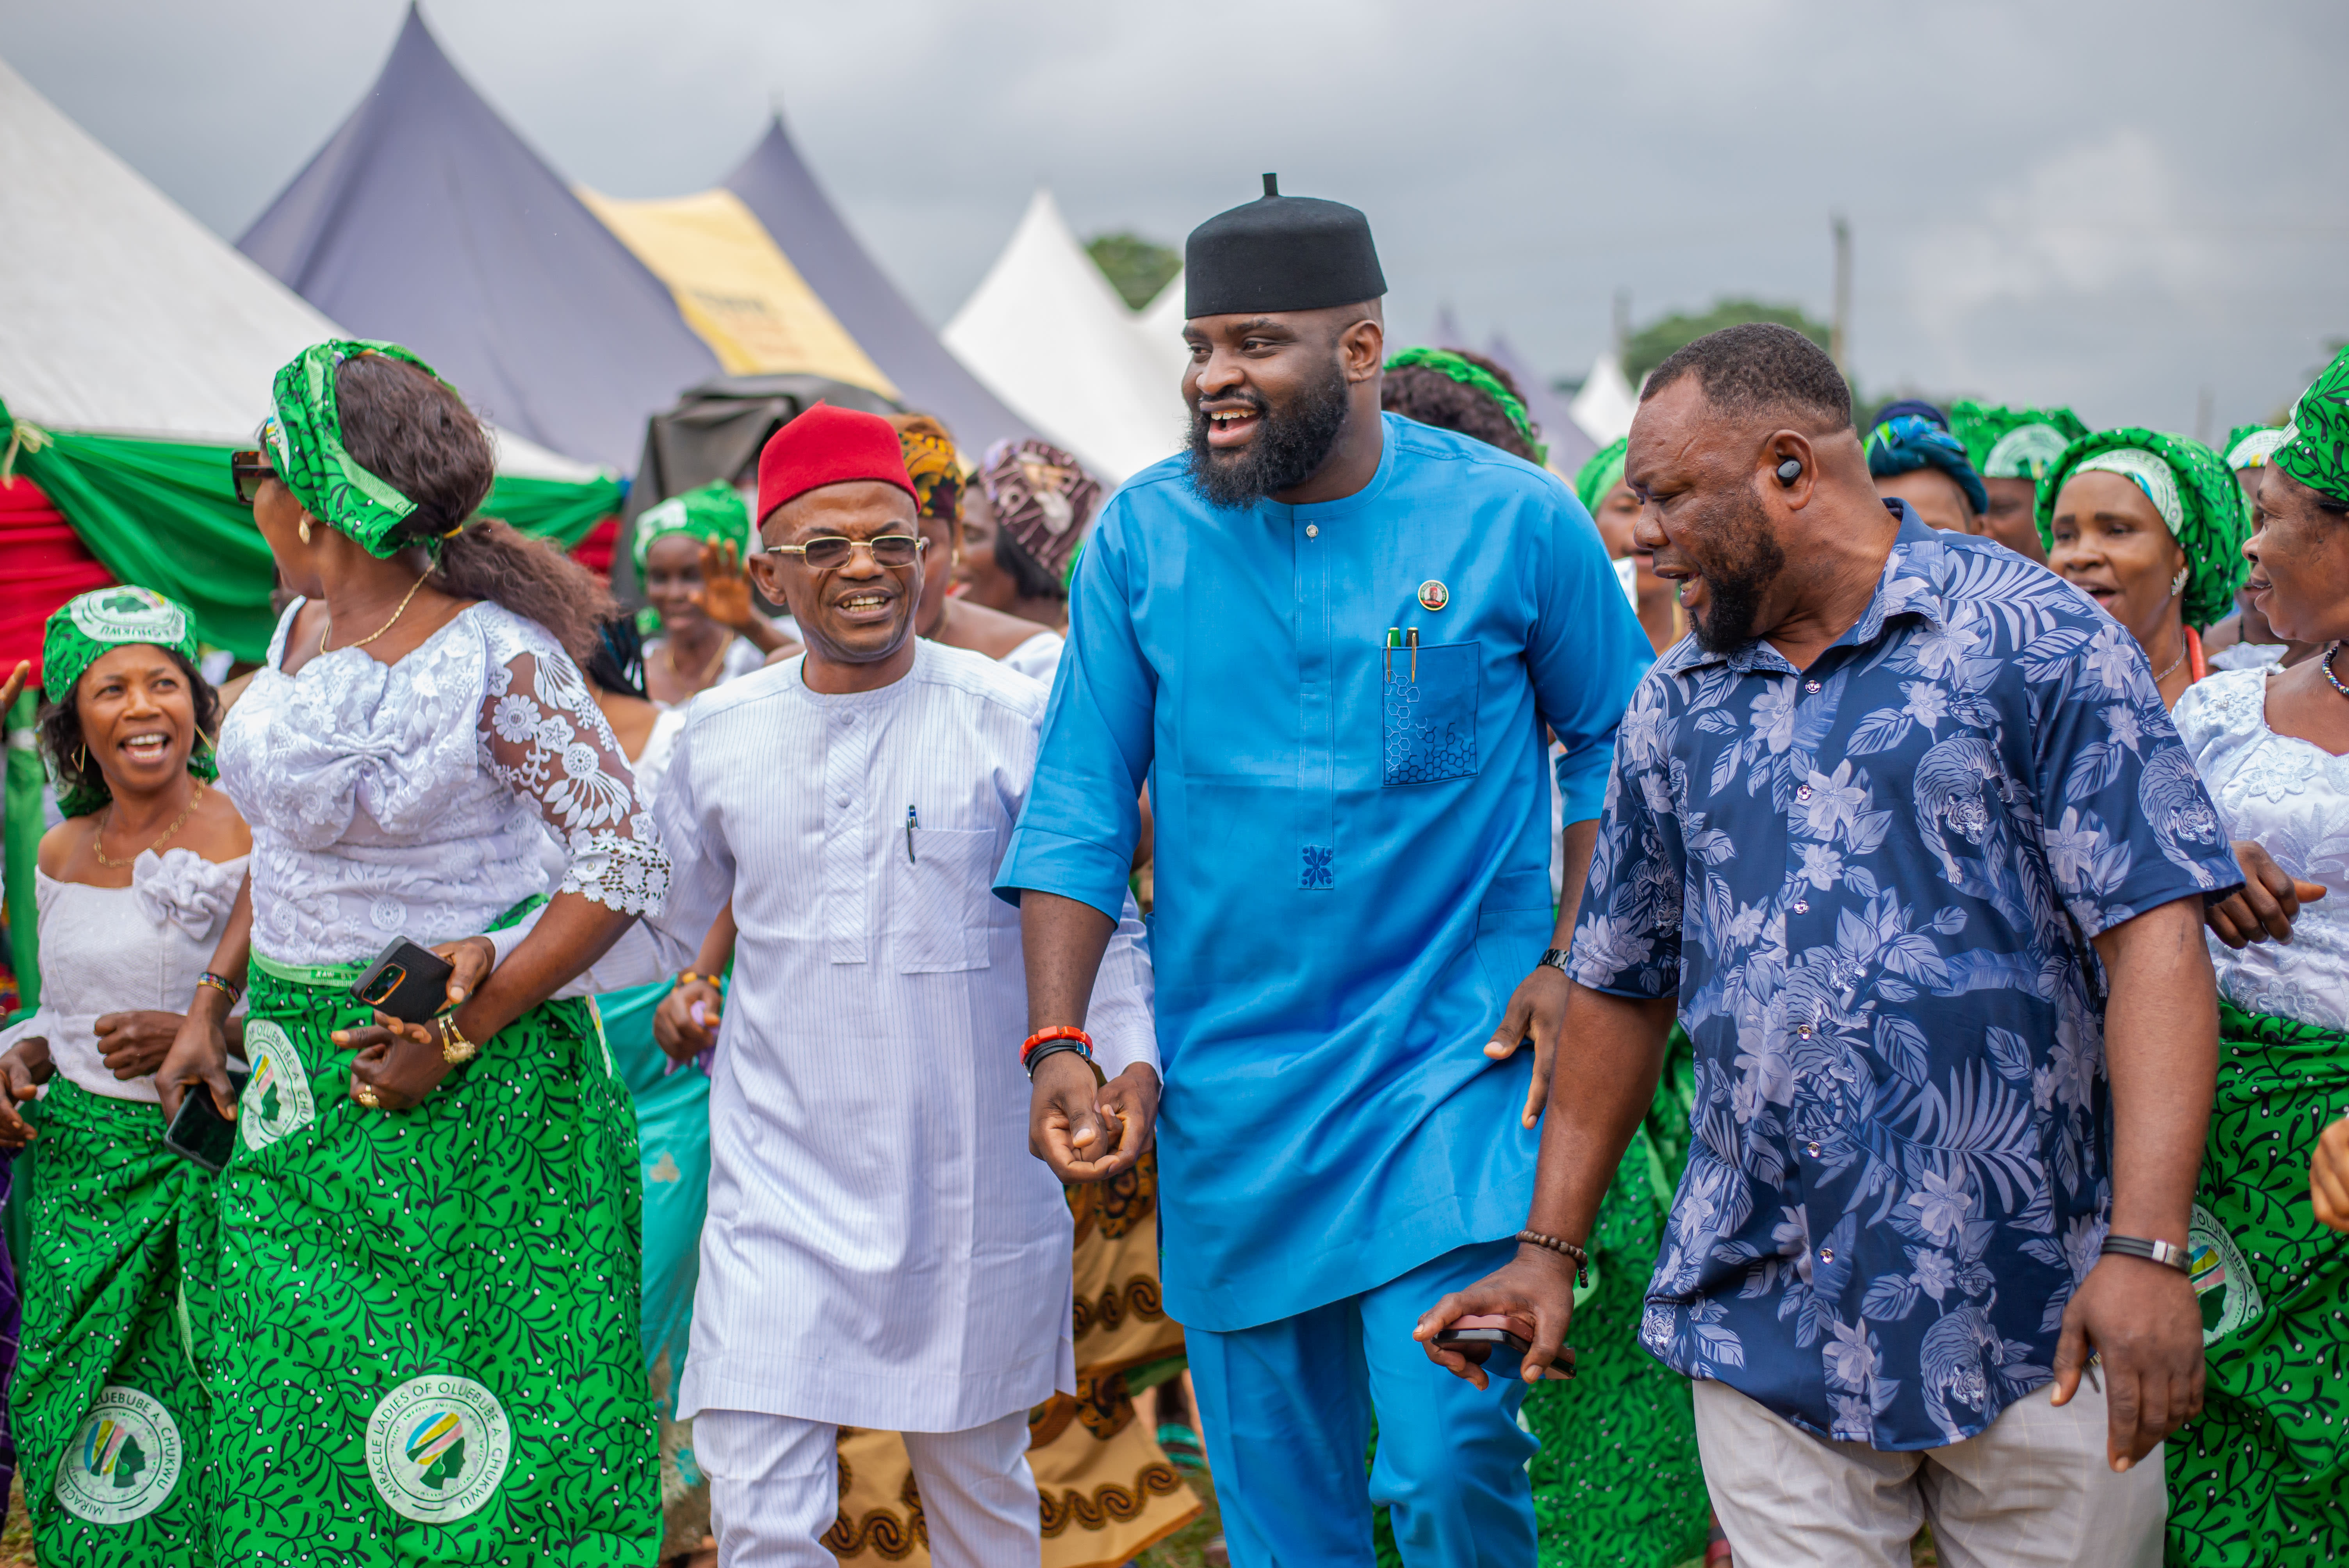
left=635, top=638, right=1156, bottom=1433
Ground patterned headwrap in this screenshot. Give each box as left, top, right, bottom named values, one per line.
left=889, top=413, right=966, bottom=524
left=264, top=340, right=455, bottom=560
left=2224, top=424, right=2288, bottom=472
left=2274, top=345, right=2349, bottom=505
left=1948, top=400, right=2087, bottom=478
left=1864, top=404, right=1989, bottom=516
left=977, top=440, right=1103, bottom=579
left=1383, top=347, right=1547, bottom=467
left=1574, top=437, right=1630, bottom=517
left=2037, top=428, right=2249, bottom=629
left=631, top=481, right=750, bottom=572
left=40, top=586, right=216, bottom=817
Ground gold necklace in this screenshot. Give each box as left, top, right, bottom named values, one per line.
left=323, top=575, right=428, bottom=653
left=93, top=781, right=205, bottom=869
left=661, top=634, right=733, bottom=688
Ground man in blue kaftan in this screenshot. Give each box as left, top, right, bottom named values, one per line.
left=997, top=176, right=1652, bottom=1566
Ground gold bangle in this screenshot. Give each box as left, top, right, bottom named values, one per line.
left=438, top=1016, right=479, bottom=1066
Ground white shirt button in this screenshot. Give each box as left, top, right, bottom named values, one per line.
left=1807, top=1140, right=1823, bottom=1157
left=1806, top=679, right=1822, bottom=693
left=1796, top=785, right=1812, bottom=802
left=1305, top=524, right=1319, bottom=538
left=1794, top=900, right=1809, bottom=914
left=1821, top=1247, right=1835, bottom=1263
left=1797, top=1024, right=1813, bottom=1039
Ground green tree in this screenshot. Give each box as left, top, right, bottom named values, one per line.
left=1086, top=232, right=1182, bottom=311
left=1623, top=299, right=1834, bottom=389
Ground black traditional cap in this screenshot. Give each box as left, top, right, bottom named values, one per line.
left=1184, top=174, right=1387, bottom=319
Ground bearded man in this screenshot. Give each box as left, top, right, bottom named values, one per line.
left=996, top=176, right=1654, bottom=1565
left=1417, top=325, right=2239, bottom=1567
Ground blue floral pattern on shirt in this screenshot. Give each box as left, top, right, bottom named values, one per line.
left=1568, top=512, right=2240, bottom=1450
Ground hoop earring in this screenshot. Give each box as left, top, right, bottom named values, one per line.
left=2171, top=565, right=2189, bottom=599
left=298, top=517, right=312, bottom=544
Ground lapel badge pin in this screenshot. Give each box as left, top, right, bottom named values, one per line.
left=1417, top=579, right=1449, bottom=612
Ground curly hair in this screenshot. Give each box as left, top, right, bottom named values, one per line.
left=1381, top=350, right=1543, bottom=463
left=37, top=645, right=222, bottom=819
left=333, top=353, right=615, bottom=665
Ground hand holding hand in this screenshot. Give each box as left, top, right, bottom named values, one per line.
left=0, top=1036, right=52, bottom=1147
left=1485, top=962, right=1570, bottom=1129
left=2049, top=1254, right=2205, bottom=1470
left=1414, top=1246, right=1581, bottom=1388
left=94, top=1010, right=185, bottom=1081
left=1030, top=1056, right=1160, bottom=1182
left=654, top=977, right=724, bottom=1061
left=2207, top=840, right=2326, bottom=948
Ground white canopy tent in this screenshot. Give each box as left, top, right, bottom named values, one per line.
left=943, top=191, right=1186, bottom=483
left=1570, top=350, right=1640, bottom=447
left=0, top=52, right=599, bottom=481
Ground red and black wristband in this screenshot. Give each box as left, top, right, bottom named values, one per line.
left=1021, top=1026, right=1094, bottom=1080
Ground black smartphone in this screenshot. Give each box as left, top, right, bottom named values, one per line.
left=162, top=1069, right=250, bottom=1174
left=351, top=937, right=456, bottom=1025
left=1433, top=1315, right=1575, bottom=1382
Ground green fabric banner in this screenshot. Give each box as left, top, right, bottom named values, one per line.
left=2, top=404, right=621, bottom=664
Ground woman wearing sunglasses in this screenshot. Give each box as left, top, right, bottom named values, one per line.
left=168, top=340, right=672, bottom=1564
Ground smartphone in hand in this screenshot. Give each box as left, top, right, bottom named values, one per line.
left=351, top=937, right=456, bottom=1026
left=1433, top=1314, right=1574, bottom=1381
left=162, top=1069, right=251, bottom=1174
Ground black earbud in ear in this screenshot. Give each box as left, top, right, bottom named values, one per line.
left=1775, top=456, right=1804, bottom=486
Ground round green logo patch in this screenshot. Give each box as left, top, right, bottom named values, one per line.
left=237, top=1020, right=315, bottom=1153
left=55, top=1385, right=182, bottom=1525
left=365, top=1375, right=511, bottom=1523
left=2190, top=1203, right=2263, bottom=1345
left=67, top=586, right=187, bottom=649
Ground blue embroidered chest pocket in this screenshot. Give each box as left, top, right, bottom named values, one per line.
left=1382, top=643, right=1479, bottom=785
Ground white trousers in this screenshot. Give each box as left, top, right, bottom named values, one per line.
left=696, top=1407, right=1041, bottom=1568
left=1693, top=1377, right=2165, bottom=1568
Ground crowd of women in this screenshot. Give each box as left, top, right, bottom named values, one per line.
left=0, top=326, right=2343, bottom=1568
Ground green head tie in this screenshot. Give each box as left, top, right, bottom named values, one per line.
left=265, top=340, right=451, bottom=560
left=632, top=481, right=751, bottom=572
left=2037, top=428, right=2249, bottom=629
left=1384, top=347, right=1547, bottom=466
left=39, top=586, right=217, bottom=816
left=1948, top=401, right=2087, bottom=477
left=2274, top=345, right=2349, bottom=506
left=1574, top=437, right=1631, bottom=517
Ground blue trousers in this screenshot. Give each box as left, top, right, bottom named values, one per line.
left=1187, top=1238, right=1537, bottom=1568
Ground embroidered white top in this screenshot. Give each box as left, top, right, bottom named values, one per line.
left=2174, top=666, right=2349, bottom=1030
left=600, top=639, right=1155, bottom=1431
left=0, top=849, right=248, bottom=1101
left=217, top=599, right=668, bottom=967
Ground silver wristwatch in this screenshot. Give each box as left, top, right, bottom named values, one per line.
left=1538, top=947, right=1571, bottom=974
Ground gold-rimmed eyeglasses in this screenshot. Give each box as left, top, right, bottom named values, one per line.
left=765, top=534, right=926, bottom=570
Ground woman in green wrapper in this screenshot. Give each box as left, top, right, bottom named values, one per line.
left=0, top=587, right=249, bottom=1565
left=2165, top=345, right=2349, bottom=1565
left=155, top=340, right=672, bottom=1565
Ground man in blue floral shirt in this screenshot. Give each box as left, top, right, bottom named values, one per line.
left=1419, top=325, right=2240, bottom=1566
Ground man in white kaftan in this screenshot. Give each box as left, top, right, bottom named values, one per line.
left=628, top=404, right=1156, bottom=1566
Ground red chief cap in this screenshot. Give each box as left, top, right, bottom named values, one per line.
left=756, top=403, right=919, bottom=526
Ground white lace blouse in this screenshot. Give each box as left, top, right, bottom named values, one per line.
left=0, top=850, right=247, bottom=1102
left=2173, top=667, right=2349, bottom=1030
left=217, top=599, right=670, bottom=968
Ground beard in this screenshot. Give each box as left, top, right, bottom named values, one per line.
left=1184, top=356, right=1353, bottom=510
left=1687, top=484, right=1789, bottom=652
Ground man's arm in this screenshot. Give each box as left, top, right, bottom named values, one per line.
left=1021, top=891, right=1159, bottom=1183
left=1416, top=980, right=1677, bottom=1384
left=1484, top=815, right=1598, bottom=1127
left=2049, top=894, right=2215, bottom=1470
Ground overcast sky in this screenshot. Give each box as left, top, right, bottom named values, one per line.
left=7, top=0, right=2345, bottom=436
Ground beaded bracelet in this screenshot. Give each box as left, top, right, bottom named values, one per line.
left=1517, top=1228, right=1591, bottom=1288
left=675, top=971, right=724, bottom=991
left=196, top=971, right=242, bottom=1005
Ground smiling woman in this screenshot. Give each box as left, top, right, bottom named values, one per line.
left=2041, top=428, right=2248, bottom=710
left=2, top=587, right=252, bottom=1565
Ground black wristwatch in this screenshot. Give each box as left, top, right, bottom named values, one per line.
left=2099, top=1234, right=2190, bottom=1274
left=1538, top=948, right=1571, bottom=975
